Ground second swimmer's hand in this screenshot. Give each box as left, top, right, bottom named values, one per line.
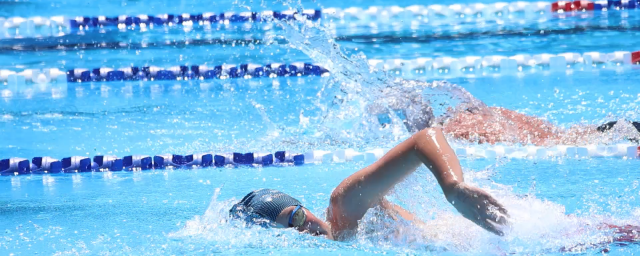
left=446, top=182, right=510, bottom=236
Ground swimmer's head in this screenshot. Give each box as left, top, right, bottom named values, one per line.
left=230, top=189, right=332, bottom=238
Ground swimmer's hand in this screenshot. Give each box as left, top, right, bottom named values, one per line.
left=446, top=182, right=510, bottom=236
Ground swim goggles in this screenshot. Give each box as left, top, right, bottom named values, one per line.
left=288, top=205, right=306, bottom=228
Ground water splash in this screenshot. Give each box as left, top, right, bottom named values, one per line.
left=168, top=187, right=393, bottom=254
left=171, top=165, right=640, bottom=255
left=168, top=17, right=640, bottom=255
left=274, top=15, right=515, bottom=148
left=358, top=166, right=640, bottom=254
left=267, top=13, right=640, bottom=148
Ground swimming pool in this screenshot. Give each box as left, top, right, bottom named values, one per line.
left=1, top=0, right=640, bottom=254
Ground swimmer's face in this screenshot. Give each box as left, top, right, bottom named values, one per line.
left=275, top=206, right=332, bottom=239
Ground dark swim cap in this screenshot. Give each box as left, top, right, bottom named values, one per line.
left=229, top=189, right=302, bottom=226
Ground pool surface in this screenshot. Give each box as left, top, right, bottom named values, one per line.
left=1, top=0, right=640, bottom=255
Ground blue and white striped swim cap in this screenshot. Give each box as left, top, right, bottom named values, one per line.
left=230, top=189, right=302, bottom=227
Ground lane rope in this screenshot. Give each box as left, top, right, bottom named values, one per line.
left=0, top=62, right=329, bottom=85
left=1, top=144, right=638, bottom=175
left=2, top=50, right=638, bottom=86
left=1, top=1, right=639, bottom=39
left=367, top=50, right=640, bottom=76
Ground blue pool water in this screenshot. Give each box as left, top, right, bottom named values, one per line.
left=1, top=0, right=640, bottom=255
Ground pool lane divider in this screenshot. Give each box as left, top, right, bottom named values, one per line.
left=2, top=0, right=640, bottom=39
left=369, top=50, right=640, bottom=77
left=1, top=144, right=638, bottom=176
left=1, top=50, right=638, bottom=88
left=0, top=62, right=329, bottom=86
left=0, top=151, right=304, bottom=175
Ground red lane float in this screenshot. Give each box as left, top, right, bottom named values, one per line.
left=632, top=51, right=640, bottom=64
left=552, top=1, right=576, bottom=12
left=551, top=0, right=595, bottom=11
left=573, top=0, right=596, bottom=10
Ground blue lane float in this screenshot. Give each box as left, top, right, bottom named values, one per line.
left=0, top=158, right=31, bottom=175
left=61, top=156, right=92, bottom=173
left=65, top=63, right=329, bottom=83
left=0, top=151, right=305, bottom=176
left=32, top=157, right=63, bottom=174
left=92, top=155, right=124, bottom=171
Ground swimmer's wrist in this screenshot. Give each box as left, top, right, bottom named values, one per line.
left=443, top=181, right=465, bottom=200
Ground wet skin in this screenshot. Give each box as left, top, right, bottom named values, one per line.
left=270, top=128, right=510, bottom=240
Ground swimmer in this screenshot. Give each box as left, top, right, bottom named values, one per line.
left=441, top=107, right=640, bottom=146
left=230, top=127, right=510, bottom=240
left=368, top=81, right=640, bottom=146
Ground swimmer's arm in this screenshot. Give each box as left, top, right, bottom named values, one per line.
left=378, top=198, right=423, bottom=224
left=328, top=128, right=462, bottom=233
left=328, top=128, right=509, bottom=237
left=412, top=128, right=511, bottom=235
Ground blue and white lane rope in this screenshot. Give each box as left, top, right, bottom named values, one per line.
left=1, top=144, right=638, bottom=176
left=1, top=50, right=637, bottom=86
left=367, top=50, right=640, bottom=77
left=2, top=0, right=640, bottom=39
left=0, top=10, right=319, bottom=39
left=0, top=151, right=305, bottom=175
left=0, top=62, right=329, bottom=85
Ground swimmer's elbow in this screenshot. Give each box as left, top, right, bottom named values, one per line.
left=414, top=127, right=444, bottom=139
left=329, top=188, right=344, bottom=209
left=327, top=191, right=344, bottom=225
left=328, top=187, right=353, bottom=222
left=426, top=127, right=443, bottom=134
